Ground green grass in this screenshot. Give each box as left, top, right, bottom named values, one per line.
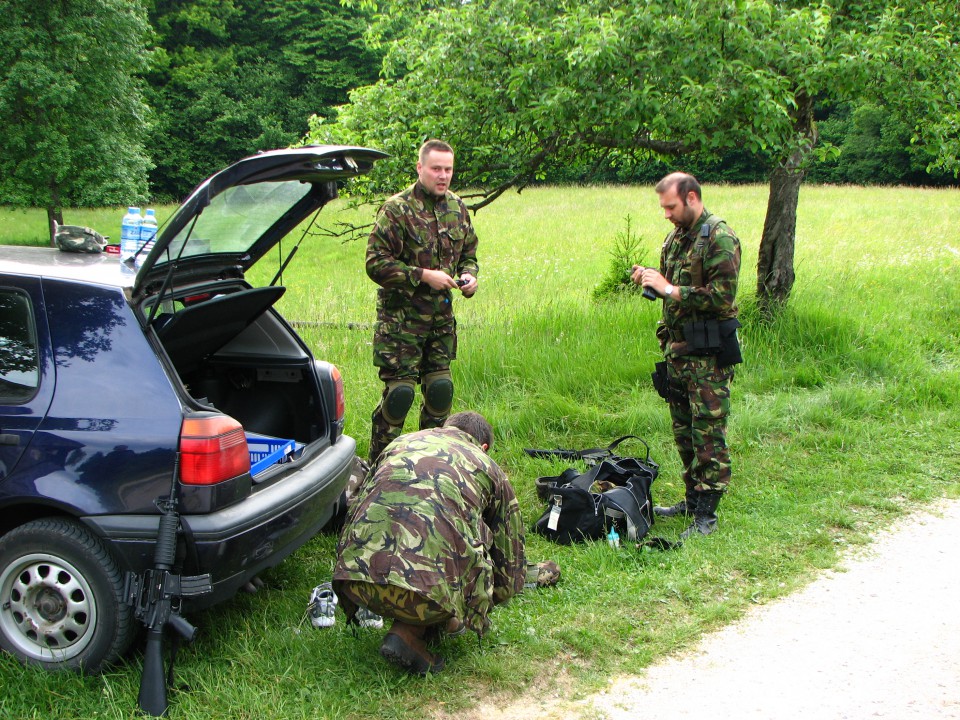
left=1, top=184, right=959, bottom=719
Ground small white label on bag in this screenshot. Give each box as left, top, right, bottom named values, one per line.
left=548, top=502, right=561, bottom=531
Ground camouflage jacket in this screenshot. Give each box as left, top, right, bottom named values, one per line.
left=333, top=427, right=526, bottom=636
left=366, top=182, right=479, bottom=311
left=657, top=209, right=741, bottom=357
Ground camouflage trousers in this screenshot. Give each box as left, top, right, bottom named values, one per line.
left=334, top=580, right=450, bottom=627
left=666, top=355, right=734, bottom=494
left=369, top=296, right=457, bottom=461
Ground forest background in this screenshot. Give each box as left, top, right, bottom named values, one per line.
left=1, top=0, right=957, bottom=216
left=4, top=0, right=957, bottom=318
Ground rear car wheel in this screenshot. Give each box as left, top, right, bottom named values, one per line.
left=0, top=518, right=136, bottom=672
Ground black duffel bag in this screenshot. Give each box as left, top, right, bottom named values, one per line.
left=532, top=443, right=658, bottom=545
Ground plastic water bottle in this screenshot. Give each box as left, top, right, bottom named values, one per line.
left=140, top=208, right=158, bottom=258
left=607, top=526, right=620, bottom=549
left=120, top=207, right=143, bottom=262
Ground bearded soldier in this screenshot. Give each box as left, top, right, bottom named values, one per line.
left=365, top=140, right=479, bottom=464
left=632, top=172, right=742, bottom=539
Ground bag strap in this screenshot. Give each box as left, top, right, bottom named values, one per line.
left=567, top=461, right=608, bottom=492
left=603, top=435, right=652, bottom=463
left=601, top=487, right=648, bottom=541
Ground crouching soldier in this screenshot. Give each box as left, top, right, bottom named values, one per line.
left=334, top=412, right=558, bottom=674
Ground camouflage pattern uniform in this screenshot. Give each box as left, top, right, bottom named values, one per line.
left=54, top=224, right=108, bottom=253
left=656, top=209, right=741, bottom=494
left=366, top=182, right=479, bottom=462
left=333, top=426, right=525, bottom=637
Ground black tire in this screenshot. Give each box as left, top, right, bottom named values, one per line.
left=0, top=517, right=136, bottom=673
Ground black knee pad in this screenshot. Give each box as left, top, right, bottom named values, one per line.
left=382, top=381, right=415, bottom=425
left=422, top=371, right=454, bottom=417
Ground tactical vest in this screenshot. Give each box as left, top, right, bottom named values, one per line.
left=662, top=212, right=724, bottom=289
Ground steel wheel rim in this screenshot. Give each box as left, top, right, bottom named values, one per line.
left=0, top=552, right=98, bottom=662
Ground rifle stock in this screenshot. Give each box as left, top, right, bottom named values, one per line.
left=126, top=461, right=211, bottom=717
left=138, top=625, right=169, bottom=716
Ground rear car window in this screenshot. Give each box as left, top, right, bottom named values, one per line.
left=166, top=181, right=313, bottom=258
left=0, top=289, right=39, bottom=403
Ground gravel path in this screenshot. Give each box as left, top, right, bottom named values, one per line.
left=584, top=499, right=960, bottom=720
left=467, top=499, right=960, bottom=720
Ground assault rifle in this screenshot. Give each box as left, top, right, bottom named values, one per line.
left=125, top=464, right=211, bottom=717
left=524, top=435, right=654, bottom=467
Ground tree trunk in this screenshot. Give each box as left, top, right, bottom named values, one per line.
left=756, top=167, right=801, bottom=315
left=755, top=91, right=816, bottom=318
left=47, top=180, right=64, bottom=246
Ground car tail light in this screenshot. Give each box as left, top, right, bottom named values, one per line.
left=314, top=360, right=345, bottom=443
left=180, top=414, right=251, bottom=485
left=331, top=365, right=345, bottom=423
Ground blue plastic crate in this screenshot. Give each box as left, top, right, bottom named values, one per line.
left=246, top=433, right=299, bottom=476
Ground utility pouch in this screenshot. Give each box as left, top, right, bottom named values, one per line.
left=682, top=319, right=721, bottom=355
left=716, top=318, right=743, bottom=367
left=651, top=361, right=670, bottom=401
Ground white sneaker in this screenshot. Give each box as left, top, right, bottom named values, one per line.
left=308, top=582, right=337, bottom=628
left=356, top=606, right=384, bottom=629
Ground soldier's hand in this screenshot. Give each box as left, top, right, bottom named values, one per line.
left=457, top=273, right=478, bottom=298
left=641, top=267, right=667, bottom=294
left=421, top=268, right=458, bottom=291
left=630, top=265, right=645, bottom=285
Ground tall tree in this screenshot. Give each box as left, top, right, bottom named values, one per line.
left=314, top=0, right=959, bottom=314
left=0, top=0, right=152, bottom=241
left=146, top=0, right=381, bottom=200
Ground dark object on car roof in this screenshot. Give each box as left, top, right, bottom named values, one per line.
left=55, top=223, right=109, bottom=254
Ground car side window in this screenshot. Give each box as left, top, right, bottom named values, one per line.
left=0, top=288, right=40, bottom=403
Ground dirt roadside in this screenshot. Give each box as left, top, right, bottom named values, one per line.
left=475, top=498, right=960, bottom=720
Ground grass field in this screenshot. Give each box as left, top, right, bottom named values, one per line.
left=1, top=183, right=958, bottom=719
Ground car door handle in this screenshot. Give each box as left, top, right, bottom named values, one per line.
left=0, top=433, right=19, bottom=446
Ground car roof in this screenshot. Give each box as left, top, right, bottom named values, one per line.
left=0, top=246, right=132, bottom=289
left=0, top=146, right=387, bottom=299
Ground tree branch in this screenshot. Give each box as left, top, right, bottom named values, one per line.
left=464, top=133, right=562, bottom=212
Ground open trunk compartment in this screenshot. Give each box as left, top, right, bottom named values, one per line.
left=149, top=285, right=332, bottom=453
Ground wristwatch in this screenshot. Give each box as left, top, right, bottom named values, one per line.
left=663, top=284, right=675, bottom=299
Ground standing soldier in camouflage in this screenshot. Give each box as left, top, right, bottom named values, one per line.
left=333, top=412, right=528, bottom=675
left=365, top=140, right=479, bottom=464
left=632, top=172, right=742, bottom=539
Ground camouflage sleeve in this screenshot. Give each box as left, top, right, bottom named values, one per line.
left=483, top=462, right=526, bottom=605
left=455, top=199, right=480, bottom=278
left=365, top=200, right=423, bottom=290
left=679, top=225, right=741, bottom=315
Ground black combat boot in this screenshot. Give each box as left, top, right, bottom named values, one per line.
left=679, top=491, right=723, bottom=539
left=654, top=496, right=695, bottom=518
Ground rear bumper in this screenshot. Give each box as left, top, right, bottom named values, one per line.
left=82, top=435, right=355, bottom=607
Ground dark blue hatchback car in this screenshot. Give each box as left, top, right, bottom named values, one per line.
left=0, top=146, right=385, bottom=671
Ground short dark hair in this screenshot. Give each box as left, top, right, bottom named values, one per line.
left=419, top=139, right=454, bottom=163
left=655, top=172, right=702, bottom=204
left=444, top=411, right=493, bottom=449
